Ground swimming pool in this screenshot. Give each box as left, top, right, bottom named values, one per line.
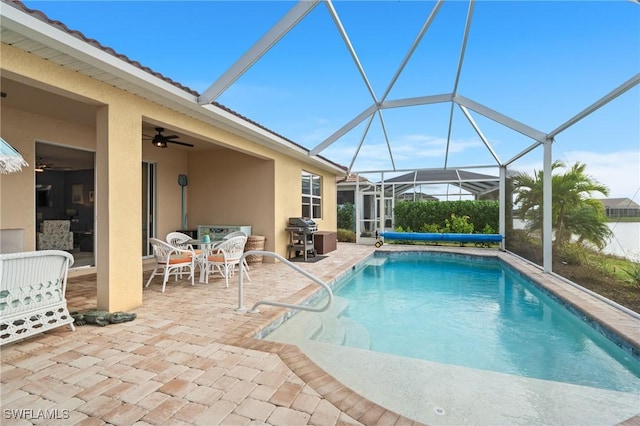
left=337, top=252, right=640, bottom=392
left=265, top=249, right=640, bottom=424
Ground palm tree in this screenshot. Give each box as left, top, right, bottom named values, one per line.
left=512, top=161, right=612, bottom=249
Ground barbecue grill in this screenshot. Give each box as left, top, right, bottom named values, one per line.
left=286, top=217, right=317, bottom=261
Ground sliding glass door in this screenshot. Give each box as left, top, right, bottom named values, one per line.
left=142, top=162, right=157, bottom=257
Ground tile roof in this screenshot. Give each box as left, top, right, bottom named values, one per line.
left=3, top=0, right=347, bottom=172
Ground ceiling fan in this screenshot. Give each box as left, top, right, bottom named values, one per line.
left=143, top=127, right=194, bottom=148
left=34, top=157, right=67, bottom=172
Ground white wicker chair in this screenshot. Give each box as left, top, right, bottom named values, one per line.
left=205, top=235, right=250, bottom=287
left=0, top=250, right=75, bottom=346
left=223, top=230, right=247, bottom=240
left=166, top=231, right=193, bottom=249
left=223, top=231, right=250, bottom=270
left=145, top=238, right=196, bottom=292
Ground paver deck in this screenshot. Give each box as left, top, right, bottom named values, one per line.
left=1, top=243, right=638, bottom=425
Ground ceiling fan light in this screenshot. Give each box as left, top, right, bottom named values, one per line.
left=152, top=139, right=167, bottom=148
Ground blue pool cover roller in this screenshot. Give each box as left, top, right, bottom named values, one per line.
left=377, top=232, right=503, bottom=244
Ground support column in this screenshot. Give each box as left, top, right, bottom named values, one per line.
left=355, top=175, right=361, bottom=243
left=543, top=138, right=553, bottom=273
left=499, top=165, right=506, bottom=251
left=95, top=105, right=143, bottom=311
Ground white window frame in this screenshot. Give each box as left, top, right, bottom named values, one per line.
left=301, top=171, right=322, bottom=219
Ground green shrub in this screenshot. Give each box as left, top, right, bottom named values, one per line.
left=622, top=262, right=640, bottom=287
left=337, top=228, right=356, bottom=243
left=337, top=203, right=355, bottom=231
left=444, top=213, right=474, bottom=234
left=420, top=223, right=442, bottom=233
left=482, top=224, right=496, bottom=234
left=394, top=200, right=498, bottom=233
left=556, top=242, right=589, bottom=265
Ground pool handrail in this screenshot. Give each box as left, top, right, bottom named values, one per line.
left=237, top=250, right=333, bottom=314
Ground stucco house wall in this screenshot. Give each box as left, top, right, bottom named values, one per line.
left=1, top=38, right=341, bottom=311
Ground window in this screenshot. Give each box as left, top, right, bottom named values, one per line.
left=302, top=171, right=322, bottom=219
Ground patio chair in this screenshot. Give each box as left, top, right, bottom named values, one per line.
left=205, top=235, right=250, bottom=287
left=145, top=237, right=195, bottom=292
left=166, top=231, right=199, bottom=279
left=223, top=230, right=247, bottom=240
left=166, top=231, right=193, bottom=249
left=223, top=230, right=250, bottom=270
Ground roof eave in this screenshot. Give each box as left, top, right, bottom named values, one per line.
left=1, top=1, right=345, bottom=175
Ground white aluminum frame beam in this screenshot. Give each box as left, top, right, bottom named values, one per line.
left=324, top=0, right=378, bottom=102
left=380, top=94, right=453, bottom=109
left=452, top=0, right=475, bottom=97
left=445, top=0, right=474, bottom=168
left=312, top=94, right=452, bottom=156
left=458, top=104, right=502, bottom=165
left=348, top=113, right=376, bottom=172
left=354, top=164, right=498, bottom=174
left=505, top=140, right=543, bottom=166
left=380, top=0, right=444, bottom=102
left=376, top=110, right=396, bottom=170
left=198, top=1, right=320, bottom=104
left=311, top=104, right=377, bottom=155
left=548, top=73, right=640, bottom=139
left=454, top=95, right=547, bottom=142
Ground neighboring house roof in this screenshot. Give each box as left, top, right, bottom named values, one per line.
left=1, top=0, right=347, bottom=173
left=396, top=192, right=439, bottom=201
left=599, top=198, right=640, bottom=209
left=336, top=173, right=372, bottom=184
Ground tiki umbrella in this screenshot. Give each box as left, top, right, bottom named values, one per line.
left=0, top=137, right=28, bottom=174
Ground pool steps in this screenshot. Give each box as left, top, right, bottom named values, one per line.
left=266, top=295, right=371, bottom=350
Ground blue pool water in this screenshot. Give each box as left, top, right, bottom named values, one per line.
left=324, top=252, right=640, bottom=393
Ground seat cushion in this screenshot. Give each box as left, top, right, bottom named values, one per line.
left=168, top=255, right=191, bottom=265
left=207, top=254, right=225, bottom=263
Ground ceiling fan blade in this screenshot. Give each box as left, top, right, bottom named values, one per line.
left=168, top=140, right=194, bottom=147
left=164, top=135, right=180, bottom=140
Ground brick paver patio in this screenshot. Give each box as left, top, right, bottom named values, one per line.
left=1, top=243, right=425, bottom=425
left=2, top=243, right=638, bottom=425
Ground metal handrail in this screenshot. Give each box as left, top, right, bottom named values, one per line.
left=237, top=251, right=333, bottom=313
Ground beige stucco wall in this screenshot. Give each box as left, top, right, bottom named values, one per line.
left=1, top=43, right=340, bottom=310
left=188, top=150, right=275, bottom=249
left=0, top=106, right=95, bottom=250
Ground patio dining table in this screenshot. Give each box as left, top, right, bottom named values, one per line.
left=187, top=238, right=221, bottom=283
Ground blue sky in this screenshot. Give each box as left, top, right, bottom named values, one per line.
left=24, top=1, right=640, bottom=200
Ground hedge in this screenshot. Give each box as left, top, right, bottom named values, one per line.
left=393, top=200, right=499, bottom=233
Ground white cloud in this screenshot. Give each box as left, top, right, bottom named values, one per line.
left=511, top=149, right=640, bottom=201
